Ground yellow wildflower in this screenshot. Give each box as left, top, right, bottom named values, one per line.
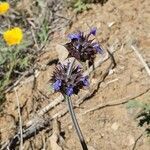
left=0, top=2, right=10, bottom=15
left=3, top=27, right=23, bottom=46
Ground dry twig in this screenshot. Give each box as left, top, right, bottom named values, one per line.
left=30, top=26, right=39, bottom=50
left=14, top=88, right=23, bottom=150
left=131, top=45, right=150, bottom=77
left=132, top=130, right=145, bottom=150
left=82, top=88, right=150, bottom=115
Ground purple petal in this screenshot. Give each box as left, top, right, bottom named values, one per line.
left=76, top=44, right=80, bottom=49
left=53, top=79, right=62, bottom=91
left=77, top=65, right=82, bottom=71
left=90, top=27, right=97, bottom=36
left=66, top=86, right=74, bottom=96
left=93, top=43, right=103, bottom=53
left=68, top=33, right=81, bottom=40
left=67, top=62, right=71, bottom=70
left=81, top=76, right=89, bottom=86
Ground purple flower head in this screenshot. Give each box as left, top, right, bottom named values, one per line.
left=51, top=63, right=89, bottom=96
left=66, top=85, right=74, bottom=96
left=64, top=27, right=103, bottom=66
left=53, top=79, right=62, bottom=91
left=89, top=27, right=97, bottom=36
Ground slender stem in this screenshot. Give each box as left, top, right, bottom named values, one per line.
left=65, top=95, right=88, bottom=150
left=65, top=58, right=88, bottom=150
left=14, top=88, right=23, bottom=150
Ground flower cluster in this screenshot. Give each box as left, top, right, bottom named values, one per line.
left=51, top=27, right=103, bottom=96
left=64, top=27, right=103, bottom=66
left=51, top=63, right=89, bottom=96
left=3, top=27, right=23, bottom=46
left=0, top=2, right=9, bottom=15
left=0, top=2, right=23, bottom=46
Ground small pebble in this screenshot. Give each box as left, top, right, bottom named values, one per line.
left=87, top=137, right=91, bottom=142
left=88, top=145, right=96, bottom=150
left=111, top=122, right=119, bottom=131
left=128, top=135, right=135, bottom=146
left=68, top=125, right=73, bottom=130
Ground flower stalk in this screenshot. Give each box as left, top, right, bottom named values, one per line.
left=65, top=95, right=88, bottom=150
left=51, top=27, right=103, bottom=149
left=65, top=58, right=88, bottom=150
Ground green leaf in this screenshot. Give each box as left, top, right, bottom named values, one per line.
left=126, top=100, right=144, bottom=109
left=18, top=57, right=29, bottom=69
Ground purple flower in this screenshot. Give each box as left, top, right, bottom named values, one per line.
left=53, top=79, right=62, bottom=91
left=64, top=27, right=103, bottom=66
left=51, top=63, right=89, bottom=96
left=93, top=43, right=103, bottom=53
left=66, top=85, right=74, bottom=96
left=76, top=44, right=80, bottom=50
left=68, top=33, right=81, bottom=40
left=89, top=27, right=97, bottom=36
left=81, top=76, right=89, bottom=86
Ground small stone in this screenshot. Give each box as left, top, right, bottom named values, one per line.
left=128, top=135, right=135, bottom=146
left=86, top=137, right=91, bottom=142
left=111, top=122, right=119, bottom=131
left=88, top=145, right=96, bottom=150
left=108, top=69, right=115, bottom=75
left=68, top=125, right=73, bottom=130
left=55, top=44, right=68, bottom=63
left=107, top=22, right=116, bottom=28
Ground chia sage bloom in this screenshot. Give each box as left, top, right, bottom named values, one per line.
left=64, top=27, right=103, bottom=66
left=3, top=27, right=23, bottom=46
left=51, top=62, right=89, bottom=96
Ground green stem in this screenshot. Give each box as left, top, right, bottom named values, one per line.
left=6, top=46, right=18, bottom=86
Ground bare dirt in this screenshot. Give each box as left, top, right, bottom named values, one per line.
left=0, top=0, right=150, bottom=149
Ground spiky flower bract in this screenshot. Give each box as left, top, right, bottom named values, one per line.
left=64, top=27, right=103, bottom=66
left=51, top=62, right=89, bottom=96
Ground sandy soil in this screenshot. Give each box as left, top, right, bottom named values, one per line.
left=0, top=0, right=150, bottom=149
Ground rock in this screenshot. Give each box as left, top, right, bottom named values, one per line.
left=68, top=125, right=73, bottom=130
left=87, top=137, right=91, bottom=142
left=111, top=122, right=119, bottom=131
left=107, top=22, right=116, bottom=28
left=50, top=119, right=63, bottom=150
left=50, top=134, right=63, bottom=150
left=88, top=145, right=97, bottom=150
left=128, top=135, right=135, bottom=146
left=55, top=44, right=68, bottom=63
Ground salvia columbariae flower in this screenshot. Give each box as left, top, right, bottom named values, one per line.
left=51, top=62, right=89, bottom=96
left=64, top=27, right=103, bottom=66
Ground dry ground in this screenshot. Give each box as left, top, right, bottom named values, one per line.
left=0, top=0, right=150, bottom=149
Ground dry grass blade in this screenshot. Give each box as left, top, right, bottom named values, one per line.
left=14, top=88, right=23, bottom=150
left=131, top=45, right=150, bottom=77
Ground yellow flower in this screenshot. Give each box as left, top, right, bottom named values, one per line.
left=3, top=27, right=23, bottom=46
left=0, top=2, right=10, bottom=15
